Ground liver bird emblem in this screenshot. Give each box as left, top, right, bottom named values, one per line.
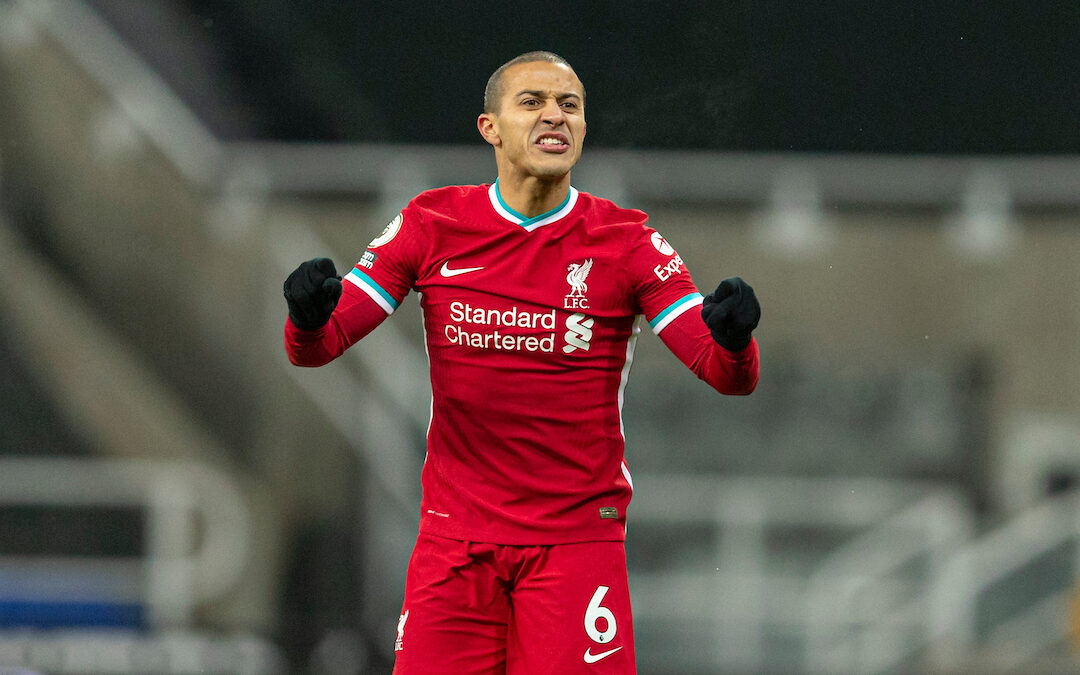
left=395, top=609, right=409, bottom=651
left=566, top=258, right=593, bottom=298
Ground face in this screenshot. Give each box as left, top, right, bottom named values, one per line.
left=478, top=61, right=587, bottom=179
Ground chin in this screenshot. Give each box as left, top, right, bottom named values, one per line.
left=529, top=160, right=576, bottom=179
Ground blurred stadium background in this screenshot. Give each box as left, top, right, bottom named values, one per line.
left=2, top=1, right=1080, bottom=673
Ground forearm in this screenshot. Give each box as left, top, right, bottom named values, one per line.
left=658, top=310, right=759, bottom=395
left=284, top=318, right=344, bottom=367
left=284, top=289, right=387, bottom=367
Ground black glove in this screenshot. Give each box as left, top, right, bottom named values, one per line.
left=701, top=277, right=760, bottom=351
left=283, top=257, right=343, bottom=330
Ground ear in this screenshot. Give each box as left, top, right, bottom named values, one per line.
left=477, top=112, right=501, bottom=147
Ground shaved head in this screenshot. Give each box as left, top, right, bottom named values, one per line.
left=484, top=51, right=584, bottom=113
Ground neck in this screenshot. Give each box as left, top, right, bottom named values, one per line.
left=494, top=169, right=571, bottom=218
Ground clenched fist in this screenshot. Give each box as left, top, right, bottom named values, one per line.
left=701, top=277, right=760, bottom=351
left=283, top=257, right=343, bottom=330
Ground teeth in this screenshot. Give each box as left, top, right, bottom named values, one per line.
left=538, top=138, right=564, bottom=145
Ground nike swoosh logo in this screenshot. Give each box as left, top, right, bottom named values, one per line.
left=440, top=262, right=485, bottom=277
left=583, top=646, right=623, bottom=664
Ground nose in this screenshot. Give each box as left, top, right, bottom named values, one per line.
left=540, top=98, right=565, bottom=126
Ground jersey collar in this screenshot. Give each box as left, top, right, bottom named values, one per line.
left=488, top=179, right=579, bottom=232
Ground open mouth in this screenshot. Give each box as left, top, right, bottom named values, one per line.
left=535, top=134, right=570, bottom=153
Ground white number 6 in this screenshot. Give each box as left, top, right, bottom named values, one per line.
left=584, top=585, right=617, bottom=644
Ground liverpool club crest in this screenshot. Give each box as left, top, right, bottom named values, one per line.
left=564, top=258, right=593, bottom=309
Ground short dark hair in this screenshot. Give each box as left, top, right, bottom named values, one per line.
left=483, top=51, right=583, bottom=113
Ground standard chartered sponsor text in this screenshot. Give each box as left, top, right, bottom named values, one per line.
left=449, top=301, right=556, bottom=329
left=446, top=301, right=557, bottom=353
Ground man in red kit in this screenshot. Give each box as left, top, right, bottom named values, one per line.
left=283, top=52, right=760, bottom=674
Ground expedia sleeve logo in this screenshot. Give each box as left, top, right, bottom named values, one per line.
left=650, top=231, right=675, bottom=255
left=649, top=231, right=684, bottom=281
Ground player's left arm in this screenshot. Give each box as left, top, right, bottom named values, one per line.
left=627, top=220, right=759, bottom=395
left=657, top=278, right=760, bottom=395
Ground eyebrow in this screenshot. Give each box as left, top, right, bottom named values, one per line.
left=514, top=89, right=582, bottom=101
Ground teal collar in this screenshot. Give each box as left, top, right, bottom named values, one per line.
left=488, top=179, right=579, bottom=232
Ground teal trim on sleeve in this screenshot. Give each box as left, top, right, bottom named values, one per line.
left=648, top=293, right=702, bottom=330
left=347, top=268, right=400, bottom=311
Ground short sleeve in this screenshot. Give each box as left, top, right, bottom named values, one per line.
left=342, top=201, right=427, bottom=315
left=626, top=225, right=704, bottom=334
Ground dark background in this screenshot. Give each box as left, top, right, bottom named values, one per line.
left=166, top=0, right=1080, bottom=153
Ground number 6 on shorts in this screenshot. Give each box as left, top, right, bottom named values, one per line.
left=584, top=585, right=617, bottom=644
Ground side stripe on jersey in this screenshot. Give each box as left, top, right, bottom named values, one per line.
left=649, top=293, right=703, bottom=334
left=617, top=320, right=640, bottom=500
left=345, top=268, right=400, bottom=314
left=617, top=316, right=641, bottom=442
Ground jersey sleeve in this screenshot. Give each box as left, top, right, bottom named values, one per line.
left=625, top=224, right=704, bottom=335
left=284, top=290, right=388, bottom=367
left=658, top=310, right=759, bottom=394
left=341, top=201, right=428, bottom=315
left=626, top=222, right=759, bottom=394
left=284, top=200, right=427, bottom=367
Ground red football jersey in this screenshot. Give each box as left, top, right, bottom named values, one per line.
left=343, top=182, right=718, bottom=544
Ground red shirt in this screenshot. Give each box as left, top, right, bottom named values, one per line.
left=285, top=182, right=758, bottom=544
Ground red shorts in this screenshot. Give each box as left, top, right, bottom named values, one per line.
left=391, top=533, right=636, bottom=674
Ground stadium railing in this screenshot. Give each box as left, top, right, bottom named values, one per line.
left=0, top=457, right=286, bottom=674
left=629, top=474, right=969, bottom=674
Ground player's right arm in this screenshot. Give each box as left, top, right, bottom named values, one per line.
left=283, top=203, right=428, bottom=367
left=283, top=257, right=389, bottom=367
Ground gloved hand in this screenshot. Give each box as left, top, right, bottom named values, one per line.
left=701, top=277, right=760, bottom=351
left=283, top=257, right=343, bottom=330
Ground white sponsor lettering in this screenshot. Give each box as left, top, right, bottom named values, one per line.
left=448, top=302, right=556, bottom=329
left=652, top=254, right=684, bottom=281
left=445, top=324, right=555, bottom=353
